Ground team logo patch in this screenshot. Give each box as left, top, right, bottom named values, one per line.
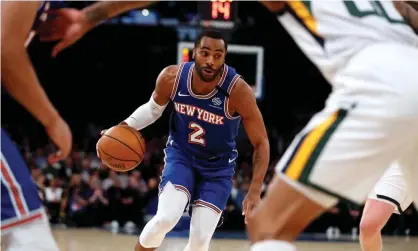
left=212, top=97, right=222, bottom=106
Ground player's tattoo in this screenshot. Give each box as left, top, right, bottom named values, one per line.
left=85, top=5, right=109, bottom=24
left=252, top=149, right=262, bottom=167
left=249, top=143, right=269, bottom=192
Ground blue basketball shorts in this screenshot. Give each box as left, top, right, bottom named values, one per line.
left=1, top=129, right=44, bottom=232
left=159, top=142, right=236, bottom=214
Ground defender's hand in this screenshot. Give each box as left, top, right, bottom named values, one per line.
left=45, top=116, right=72, bottom=164
left=37, top=8, right=90, bottom=57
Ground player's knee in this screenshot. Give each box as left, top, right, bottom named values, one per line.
left=360, top=216, right=383, bottom=237
left=139, top=209, right=184, bottom=248
left=154, top=211, right=182, bottom=231
left=152, top=182, right=188, bottom=232
left=247, top=214, right=276, bottom=240
left=246, top=214, right=260, bottom=231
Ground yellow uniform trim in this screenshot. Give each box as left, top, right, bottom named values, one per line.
left=287, top=1, right=319, bottom=36
left=285, top=111, right=339, bottom=180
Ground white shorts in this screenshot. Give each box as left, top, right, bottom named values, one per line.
left=276, top=43, right=418, bottom=208
left=1, top=210, right=60, bottom=251
left=368, top=163, right=413, bottom=214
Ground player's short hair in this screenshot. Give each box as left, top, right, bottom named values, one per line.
left=194, top=30, right=228, bottom=51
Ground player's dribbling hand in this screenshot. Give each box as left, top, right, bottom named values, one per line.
left=96, top=129, right=107, bottom=159
left=242, top=191, right=261, bottom=224
left=36, top=8, right=90, bottom=57
left=45, top=116, right=72, bottom=164
left=96, top=121, right=128, bottom=159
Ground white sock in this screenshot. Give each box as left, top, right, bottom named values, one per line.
left=251, top=240, right=296, bottom=251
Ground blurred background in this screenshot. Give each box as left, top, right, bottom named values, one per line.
left=2, top=0, right=417, bottom=239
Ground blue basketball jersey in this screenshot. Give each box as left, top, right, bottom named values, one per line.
left=169, top=62, right=242, bottom=159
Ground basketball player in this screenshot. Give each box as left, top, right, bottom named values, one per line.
left=1, top=1, right=72, bottom=250
left=98, top=31, right=269, bottom=251
left=357, top=10, right=417, bottom=251
left=243, top=2, right=418, bottom=251
left=361, top=164, right=413, bottom=251
left=274, top=2, right=416, bottom=251
left=37, top=1, right=418, bottom=251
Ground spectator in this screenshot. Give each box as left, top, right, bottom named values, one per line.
left=45, top=178, right=64, bottom=224
left=87, top=174, right=109, bottom=227
left=3, top=126, right=417, bottom=235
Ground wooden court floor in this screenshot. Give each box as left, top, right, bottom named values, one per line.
left=52, top=228, right=418, bottom=251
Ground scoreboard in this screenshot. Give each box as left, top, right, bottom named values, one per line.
left=198, top=0, right=238, bottom=30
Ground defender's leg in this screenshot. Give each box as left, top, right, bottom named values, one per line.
left=360, top=163, right=413, bottom=251
left=359, top=199, right=394, bottom=251
left=247, top=174, right=337, bottom=251
left=248, top=35, right=418, bottom=251
left=247, top=105, right=416, bottom=250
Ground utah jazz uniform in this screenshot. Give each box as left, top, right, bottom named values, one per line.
left=276, top=2, right=415, bottom=212
left=2, top=1, right=65, bottom=250
left=160, top=62, right=241, bottom=214
left=274, top=1, right=418, bottom=208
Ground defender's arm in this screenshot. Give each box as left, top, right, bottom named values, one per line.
left=122, top=65, right=178, bottom=130
left=1, top=1, right=61, bottom=127
left=37, top=1, right=158, bottom=57
left=394, top=1, right=418, bottom=32
left=81, top=1, right=157, bottom=31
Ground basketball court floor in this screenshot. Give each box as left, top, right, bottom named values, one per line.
left=52, top=228, right=418, bottom=251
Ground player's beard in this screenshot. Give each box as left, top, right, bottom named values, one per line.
left=195, top=64, right=223, bottom=83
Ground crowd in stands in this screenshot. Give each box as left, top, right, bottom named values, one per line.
left=3, top=123, right=418, bottom=236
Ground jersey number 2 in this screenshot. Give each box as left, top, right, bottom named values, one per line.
left=188, top=122, right=206, bottom=146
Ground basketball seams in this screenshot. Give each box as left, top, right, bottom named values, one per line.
left=98, top=146, right=139, bottom=163
left=98, top=125, right=146, bottom=172
left=120, top=126, right=145, bottom=157
left=102, top=134, right=142, bottom=158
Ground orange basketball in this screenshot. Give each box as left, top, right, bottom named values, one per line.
left=97, top=125, right=145, bottom=172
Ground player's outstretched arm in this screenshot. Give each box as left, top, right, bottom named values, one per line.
left=394, top=1, right=418, bottom=32
left=1, top=1, right=72, bottom=163
left=37, top=1, right=157, bottom=57
left=121, top=65, right=178, bottom=130
left=81, top=1, right=157, bottom=29
left=229, top=78, right=270, bottom=224
left=1, top=1, right=58, bottom=126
